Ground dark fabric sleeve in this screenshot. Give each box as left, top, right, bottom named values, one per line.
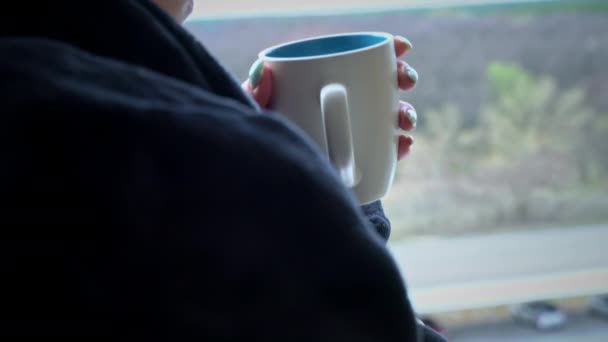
left=361, top=209, right=450, bottom=342
left=361, top=203, right=450, bottom=342
left=0, top=46, right=422, bottom=339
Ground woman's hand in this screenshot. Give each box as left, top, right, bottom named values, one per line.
left=242, top=35, right=418, bottom=161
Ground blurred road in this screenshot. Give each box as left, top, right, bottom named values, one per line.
left=390, top=224, right=608, bottom=287
left=448, top=313, right=608, bottom=341
left=388, top=225, right=608, bottom=312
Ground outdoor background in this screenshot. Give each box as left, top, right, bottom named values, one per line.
left=185, top=0, right=608, bottom=340
left=187, top=0, right=608, bottom=240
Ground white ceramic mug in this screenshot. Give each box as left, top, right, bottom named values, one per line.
left=260, top=32, right=400, bottom=204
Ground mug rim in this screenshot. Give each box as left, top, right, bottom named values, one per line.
left=259, top=31, right=393, bottom=62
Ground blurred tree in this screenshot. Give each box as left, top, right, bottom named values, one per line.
left=422, top=104, right=463, bottom=181
left=481, top=62, right=600, bottom=183
left=415, top=63, right=608, bottom=225
left=477, top=62, right=605, bottom=221
left=587, top=113, right=608, bottom=183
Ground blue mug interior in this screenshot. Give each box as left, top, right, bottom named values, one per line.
left=265, top=34, right=387, bottom=59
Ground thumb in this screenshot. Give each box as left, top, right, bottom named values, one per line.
left=244, top=59, right=273, bottom=109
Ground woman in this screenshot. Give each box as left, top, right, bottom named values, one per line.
left=0, top=0, right=443, bottom=341
left=154, top=0, right=418, bottom=160
left=156, top=0, right=419, bottom=241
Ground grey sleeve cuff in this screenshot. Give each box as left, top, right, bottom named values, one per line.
left=360, top=200, right=391, bottom=243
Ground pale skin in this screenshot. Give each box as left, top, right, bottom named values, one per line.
left=153, top=0, right=194, bottom=23
left=153, top=0, right=418, bottom=161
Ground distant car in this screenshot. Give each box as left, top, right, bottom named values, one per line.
left=589, top=295, right=608, bottom=318
left=511, top=301, right=567, bottom=330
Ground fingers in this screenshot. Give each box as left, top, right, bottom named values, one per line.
left=243, top=59, right=274, bottom=109
left=397, top=60, right=418, bottom=91
left=397, top=101, right=416, bottom=161
left=394, top=35, right=418, bottom=161
left=393, top=36, right=413, bottom=58
left=393, top=35, right=418, bottom=91
left=398, top=102, right=417, bottom=131
left=398, top=135, right=414, bottom=161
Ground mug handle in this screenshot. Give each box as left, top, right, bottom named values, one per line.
left=320, top=83, right=359, bottom=188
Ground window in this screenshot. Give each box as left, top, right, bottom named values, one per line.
left=186, top=1, right=608, bottom=339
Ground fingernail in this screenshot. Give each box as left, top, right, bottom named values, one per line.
left=248, top=59, right=264, bottom=88
left=405, top=66, right=419, bottom=83
left=395, top=35, right=413, bottom=51
left=406, top=108, right=418, bottom=126
left=398, top=135, right=414, bottom=161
